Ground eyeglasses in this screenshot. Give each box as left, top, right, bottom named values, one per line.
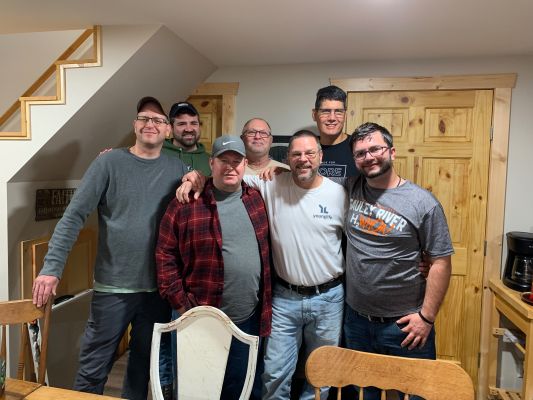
left=135, top=116, right=169, bottom=126
left=353, top=146, right=390, bottom=161
left=242, top=129, right=271, bottom=138
left=317, top=108, right=346, bottom=118
left=289, top=150, right=320, bottom=160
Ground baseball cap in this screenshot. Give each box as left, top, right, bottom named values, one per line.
left=169, top=102, right=199, bottom=120
left=212, top=135, right=246, bottom=158
left=136, top=96, right=167, bottom=117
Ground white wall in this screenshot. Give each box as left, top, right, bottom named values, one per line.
left=0, top=29, right=83, bottom=113
left=208, top=54, right=533, bottom=245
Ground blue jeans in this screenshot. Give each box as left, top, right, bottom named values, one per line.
left=73, top=291, right=170, bottom=400
left=343, top=304, right=436, bottom=400
left=262, top=283, right=344, bottom=400
left=221, top=310, right=263, bottom=400
left=168, top=309, right=263, bottom=400
left=158, top=313, right=173, bottom=387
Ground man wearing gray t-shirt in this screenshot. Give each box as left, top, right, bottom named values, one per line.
left=343, top=122, right=453, bottom=400
left=156, top=135, right=272, bottom=400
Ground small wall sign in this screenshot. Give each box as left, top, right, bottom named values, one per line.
left=35, top=188, right=76, bottom=221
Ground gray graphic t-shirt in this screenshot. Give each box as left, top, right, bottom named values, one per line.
left=345, top=177, right=454, bottom=317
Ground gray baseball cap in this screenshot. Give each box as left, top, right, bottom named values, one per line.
left=212, top=135, right=246, bottom=158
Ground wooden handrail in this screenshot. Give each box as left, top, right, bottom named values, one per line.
left=0, top=26, right=100, bottom=138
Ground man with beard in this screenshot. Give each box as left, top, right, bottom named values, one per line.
left=343, top=122, right=453, bottom=400
left=312, top=85, right=358, bottom=178
left=162, top=101, right=211, bottom=175
left=243, top=130, right=347, bottom=400
left=240, top=117, right=289, bottom=174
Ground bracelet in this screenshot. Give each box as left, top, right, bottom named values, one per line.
left=418, top=311, right=434, bottom=325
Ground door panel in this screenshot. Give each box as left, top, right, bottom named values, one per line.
left=186, top=96, right=223, bottom=153
left=346, top=89, right=493, bottom=384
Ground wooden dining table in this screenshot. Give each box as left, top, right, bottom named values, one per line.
left=24, top=386, right=120, bottom=399
left=4, top=378, right=41, bottom=400
left=4, top=378, right=120, bottom=399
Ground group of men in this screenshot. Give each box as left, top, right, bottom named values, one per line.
left=32, top=85, right=453, bottom=400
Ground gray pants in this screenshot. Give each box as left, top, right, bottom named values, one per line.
left=73, top=291, right=171, bottom=400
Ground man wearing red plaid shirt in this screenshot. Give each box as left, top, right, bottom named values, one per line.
left=155, top=135, right=272, bottom=400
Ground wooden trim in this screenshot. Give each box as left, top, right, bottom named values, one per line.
left=332, top=74, right=515, bottom=400
left=478, top=87, right=513, bottom=400
left=221, top=94, right=236, bottom=135
left=1, top=26, right=101, bottom=140
left=192, top=82, right=240, bottom=135
left=192, top=82, right=239, bottom=96
left=331, top=74, right=516, bottom=92
left=0, top=28, right=94, bottom=127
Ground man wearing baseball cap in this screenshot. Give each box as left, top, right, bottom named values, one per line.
left=162, top=101, right=211, bottom=175
left=156, top=135, right=272, bottom=400
left=32, top=96, right=188, bottom=399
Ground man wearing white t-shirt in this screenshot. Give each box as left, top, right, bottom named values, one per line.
left=244, top=130, right=347, bottom=400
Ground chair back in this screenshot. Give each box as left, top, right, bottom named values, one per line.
left=305, top=346, right=474, bottom=400
left=0, top=299, right=52, bottom=384
left=150, top=306, right=259, bottom=400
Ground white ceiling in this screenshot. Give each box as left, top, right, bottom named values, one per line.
left=2, top=0, right=533, bottom=67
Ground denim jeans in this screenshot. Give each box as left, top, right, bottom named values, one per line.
left=221, top=310, right=263, bottom=400
left=169, top=309, right=263, bottom=400
left=262, top=283, right=344, bottom=400
left=343, top=304, right=436, bottom=400
left=159, top=320, right=173, bottom=387
left=73, top=291, right=170, bottom=400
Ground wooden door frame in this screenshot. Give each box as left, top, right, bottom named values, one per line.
left=191, top=82, right=239, bottom=135
left=331, top=73, right=517, bottom=400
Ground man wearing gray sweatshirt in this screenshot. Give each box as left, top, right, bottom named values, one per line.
left=32, top=96, right=188, bottom=400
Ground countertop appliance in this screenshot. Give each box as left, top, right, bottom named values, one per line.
left=503, top=232, right=533, bottom=291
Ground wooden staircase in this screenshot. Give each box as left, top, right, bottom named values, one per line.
left=0, top=26, right=101, bottom=140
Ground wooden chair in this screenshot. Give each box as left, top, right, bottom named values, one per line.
left=150, top=305, right=259, bottom=400
left=0, top=298, right=52, bottom=384
left=305, top=346, right=474, bottom=400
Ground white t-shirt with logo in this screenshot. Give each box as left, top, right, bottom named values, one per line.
left=244, top=173, right=347, bottom=286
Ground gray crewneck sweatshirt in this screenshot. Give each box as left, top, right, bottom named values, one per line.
left=41, top=148, right=187, bottom=290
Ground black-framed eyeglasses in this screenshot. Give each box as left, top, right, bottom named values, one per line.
left=317, top=108, right=346, bottom=118
left=242, top=129, right=271, bottom=138
left=353, top=146, right=390, bottom=161
left=135, top=116, right=169, bottom=126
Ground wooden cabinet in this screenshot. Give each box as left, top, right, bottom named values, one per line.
left=488, top=278, right=533, bottom=399
left=20, top=229, right=96, bottom=299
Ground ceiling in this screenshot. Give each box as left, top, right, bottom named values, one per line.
left=2, top=0, right=533, bottom=67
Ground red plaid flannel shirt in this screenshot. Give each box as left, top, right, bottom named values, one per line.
left=156, top=179, right=272, bottom=336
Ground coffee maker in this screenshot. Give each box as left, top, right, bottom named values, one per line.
left=503, top=231, right=533, bottom=291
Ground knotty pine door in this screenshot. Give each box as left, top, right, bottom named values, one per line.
left=346, top=89, right=493, bottom=385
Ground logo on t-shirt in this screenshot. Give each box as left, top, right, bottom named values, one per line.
left=319, top=162, right=347, bottom=178
left=314, top=204, right=333, bottom=220
left=348, top=198, right=407, bottom=235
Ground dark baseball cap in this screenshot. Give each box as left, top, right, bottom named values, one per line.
left=136, top=96, right=167, bottom=117
left=211, top=135, right=246, bottom=158
left=169, top=102, right=199, bottom=119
